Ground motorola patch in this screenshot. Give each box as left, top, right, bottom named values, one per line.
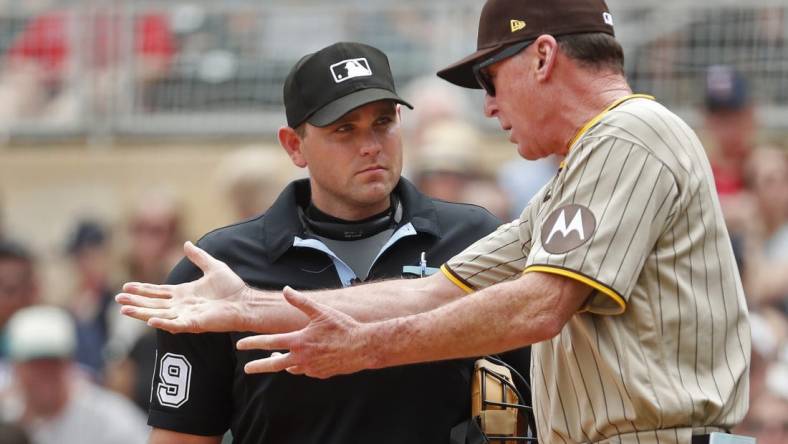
left=540, top=204, right=596, bottom=254
left=330, top=58, right=372, bottom=83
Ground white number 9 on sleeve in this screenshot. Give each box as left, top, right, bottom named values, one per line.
left=157, top=353, right=192, bottom=408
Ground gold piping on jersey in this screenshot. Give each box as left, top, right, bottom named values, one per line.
left=560, top=93, right=656, bottom=169
left=523, top=264, right=626, bottom=315
left=441, top=264, right=475, bottom=294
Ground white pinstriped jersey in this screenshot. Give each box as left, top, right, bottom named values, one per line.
left=442, top=95, right=751, bottom=444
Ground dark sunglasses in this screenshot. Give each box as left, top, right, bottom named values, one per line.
left=472, top=39, right=534, bottom=97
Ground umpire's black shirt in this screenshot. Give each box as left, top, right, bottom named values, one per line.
left=148, top=178, right=513, bottom=444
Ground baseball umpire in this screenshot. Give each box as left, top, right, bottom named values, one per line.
left=138, top=41, right=533, bottom=444
left=118, top=1, right=751, bottom=443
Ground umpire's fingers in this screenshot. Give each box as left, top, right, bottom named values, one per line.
left=148, top=317, right=195, bottom=334
left=121, top=282, right=174, bottom=299
left=236, top=332, right=299, bottom=351
left=120, top=305, right=176, bottom=322
left=115, top=292, right=171, bottom=309
left=244, top=352, right=298, bottom=374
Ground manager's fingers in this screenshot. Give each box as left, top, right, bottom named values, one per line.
left=236, top=332, right=300, bottom=351
left=283, top=287, right=332, bottom=320
left=285, top=366, right=305, bottom=375
left=244, top=352, right=297, bottom=374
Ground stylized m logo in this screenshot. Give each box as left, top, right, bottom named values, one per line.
left=545, top=209, right=586, bottom=244
left=541, top=204, right=597, bottom=254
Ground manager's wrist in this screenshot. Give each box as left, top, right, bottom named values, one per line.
left=237, top=285, right=261, bottom=332
left=360, top=321, right=392, bottom=370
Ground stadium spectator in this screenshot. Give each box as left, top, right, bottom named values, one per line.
left=63, top=220, right=116, bottom=377
left=214, top=146, right=285, bottom=222
left=411, top=120, right=511, bottom=219
left=399, top=75, right=474, bottom=148
left=702, top=66, right=757, bottom=238
left=0, top=195, right=5, bottom=241
left=105, top=329, right=157, bottom=413
left=738, top=390, right=788, bottom=444
left=0, top=305, right=149, bottom=444
left=412, top=120, right=481, bottom=201
left=457, top=180, right=510, bottom=222
left=124, top=192, right=184, bottom=287
left=497, top=155, right=560, bottom=220
left=0, top=422, right=30, bottom=444
left=741, top=147, right=788, bottom=314
left=0, top=240, right=38, bottom=360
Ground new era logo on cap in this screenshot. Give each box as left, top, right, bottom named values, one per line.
left=330, top=58, right=372, bottom=83
left=437, top=0, right=617, bottom=89
left=510, top=19, right=526, bottom=32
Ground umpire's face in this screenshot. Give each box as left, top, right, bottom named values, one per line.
left=279, top=100, right=403, bottom=219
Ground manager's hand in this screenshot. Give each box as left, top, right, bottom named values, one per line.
left=237, top=287, right=376, bottom=379
left=115, top=241, right=252, bottom=334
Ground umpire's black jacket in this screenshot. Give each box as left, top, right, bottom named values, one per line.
left=148, top=177, right=530, bottom=444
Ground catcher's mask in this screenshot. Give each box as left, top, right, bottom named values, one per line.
left=450, top=356, right=538, bottom=444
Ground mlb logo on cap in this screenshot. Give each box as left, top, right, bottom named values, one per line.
left=283, top=42, right=412, bottom=128
left=330, top=58, right=372, bottom=83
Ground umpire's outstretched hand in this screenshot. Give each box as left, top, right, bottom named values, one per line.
left=237, top=287, right=376, bottom=379
left=115, top=241, right=252, bottom=334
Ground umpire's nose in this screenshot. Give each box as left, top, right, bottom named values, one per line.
left=358, top=129, right=384, bottom=157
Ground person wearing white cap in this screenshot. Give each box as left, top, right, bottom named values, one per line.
left=1, top=305, right=149, bottom=444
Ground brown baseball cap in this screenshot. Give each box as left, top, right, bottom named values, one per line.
left=438, top=0, right=616, bottom=88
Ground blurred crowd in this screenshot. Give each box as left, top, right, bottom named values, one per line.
left=701, top=66, right=788, bottom=443
left=0, top=0, right=176, bottom=126
left=0, top=1, right=445, bottom=127
left=0, top=5, right=784, bottom=440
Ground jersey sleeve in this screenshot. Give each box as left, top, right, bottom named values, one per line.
left=146, top=254, right=235, bottom=436
left=442, top=216, right=534, bottom=292
left=525, top=137, right=679, bottom=315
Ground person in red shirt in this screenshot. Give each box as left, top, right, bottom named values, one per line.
left=703, top=65, right=757, bottom=197
left=702, top=65, right=760, bottom=269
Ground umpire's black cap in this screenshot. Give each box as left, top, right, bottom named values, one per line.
left=283, top=42, right=413, bottom=129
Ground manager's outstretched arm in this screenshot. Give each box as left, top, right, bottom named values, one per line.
left=237, top=271, right=592, bottom=378
left=115, top=241, right=463, bottom=334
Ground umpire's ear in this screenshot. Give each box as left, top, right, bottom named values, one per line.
left=278, top=126, right=308, bottom=168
